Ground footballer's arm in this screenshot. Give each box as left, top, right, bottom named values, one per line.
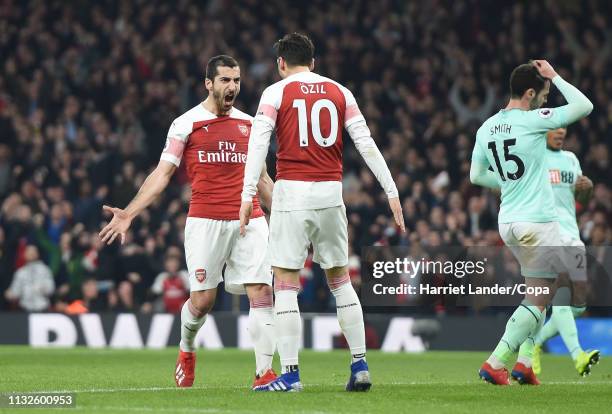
left=99, top=160, right=176, bottom=245
left=469, top=162, right=501, bottom=189
left=533, top=60, right=593, bottom=123
left=240, top=118, right=273, bottom=234
left=346, top=119, right=405, bottom=232
left=257, top=162, right=274, bottom=213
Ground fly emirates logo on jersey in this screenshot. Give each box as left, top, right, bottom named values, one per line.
left=197, top=141, right=247, bottom=164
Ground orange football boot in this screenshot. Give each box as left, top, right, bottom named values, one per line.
left=252, top=369, right=278, bottom=390
left=479, top=362, right=510, bottom=385
left=175, top=350, right=196, bottom=387
left=511, top=362, right=541, bottom=385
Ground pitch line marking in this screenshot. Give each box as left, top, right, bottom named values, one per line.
left=53, top=405, right=331, bottom=414
left=33, top=379, right=612, bottom=395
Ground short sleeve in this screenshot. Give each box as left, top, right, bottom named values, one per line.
left=571, top=152, right=583, bottom=176
left=160, top=119, right=191, bottom=166
left=255, top=85, right=281, bottom=127
left=151, top=273, right=165, bottom=295
left=526, top=107, right=569, bottom=132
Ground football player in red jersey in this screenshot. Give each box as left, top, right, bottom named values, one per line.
left=240, top=33, right=405, bottom=392
left=100, top=55, right=278, bottom=390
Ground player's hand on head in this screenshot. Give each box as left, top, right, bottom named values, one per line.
left=533, top=60, right=558, bottom=79
left=239, top=201, right=253, bottom=237
left=388, top=197, right=406, bottom=233
left=99, top=205, right=132, bottom=245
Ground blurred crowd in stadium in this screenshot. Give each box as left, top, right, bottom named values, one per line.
left=1, top=0, right=610, bottom=314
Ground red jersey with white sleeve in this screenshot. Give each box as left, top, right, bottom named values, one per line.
left=242, top=71, right=398, bottom=211
left=161, top=104, right=264, bottom=220
left=257, top=71, right=363, bottom=181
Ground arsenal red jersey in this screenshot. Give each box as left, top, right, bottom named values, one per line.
left=160, top=105, right=264, bottom=220
left=162, top=274, right=188, bottom=313
left=255, top=71, right=365, bottom=182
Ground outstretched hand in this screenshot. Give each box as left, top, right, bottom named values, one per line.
left=99, top=205, right=133, bottom=245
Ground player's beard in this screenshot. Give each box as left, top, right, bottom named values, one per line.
left=213, top=89, right=236, bottom=115
left=530, top=94, right=546, bottom=110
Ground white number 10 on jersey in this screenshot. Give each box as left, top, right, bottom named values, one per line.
left=292, top=99, right=338, bottom=148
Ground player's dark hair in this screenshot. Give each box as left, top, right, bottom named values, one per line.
left=274, top=33, right=314, bottom=67
left=509, top=63, right=547, bottom=98
left=206, top=55, right=239, bottom=81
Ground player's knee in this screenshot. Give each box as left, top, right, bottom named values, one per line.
left=325, top=265, right=348, bottom=280
left=571, top=280, right=588, bottom=306
left=246, top=285, right=273, bottom=309
left=326, top=272, right=351, bottom=292
left=272, top=266, right=299, bottom=279
left=556, top=272, right=570, bottom=287
left=272, top=267, right=300, bottom=292
left=189, top=291, right=215, bottom=315
left=524, top=294, right=548, bottom=311
left=245, top=283, right=273, bottom=300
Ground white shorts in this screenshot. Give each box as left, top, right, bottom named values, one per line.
left=499, top=221, right=563, bottom=278
left=558, top=234, right=587, bottom=282
left=184, top=216, right=272, bottom=294
left=268, top=205, right=348, bottom=270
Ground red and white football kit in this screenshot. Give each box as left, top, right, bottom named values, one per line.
left=150, top=270, right=190, bottom=313
left=162, top=104, right=271, bottom=294
left=242, top=71, right=398, bottom=269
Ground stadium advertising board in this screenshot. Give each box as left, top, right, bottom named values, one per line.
left=0, top=313, right=519, bottom=352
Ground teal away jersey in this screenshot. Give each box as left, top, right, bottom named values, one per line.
left=473, top=107, right=569, bottom=223
left=545, top=149, right=582, bottom=239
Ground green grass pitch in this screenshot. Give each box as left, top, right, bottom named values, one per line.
left=0, top=346, right=610, bottom=413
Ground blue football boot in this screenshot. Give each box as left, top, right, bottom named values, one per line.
left=346, top=359, right=371, bottom=392
left=254, top=369, right=303, bottom=392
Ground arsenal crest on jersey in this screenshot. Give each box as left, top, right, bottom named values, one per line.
left=195, top=268, right=206, bottom=283
left=238, top=124, right=249, bottom=136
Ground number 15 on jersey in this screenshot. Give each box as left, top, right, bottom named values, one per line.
left=487, top=138, right=526, bottom=181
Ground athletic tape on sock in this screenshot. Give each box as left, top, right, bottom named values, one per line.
left=327, top=274, right=351, bottom=290
left=249, top=294, right=273, bottom=308
left=274, top=280, right=300, bottom=292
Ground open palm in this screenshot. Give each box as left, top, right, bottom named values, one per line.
left=99, top=205, right=133, bottom=245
